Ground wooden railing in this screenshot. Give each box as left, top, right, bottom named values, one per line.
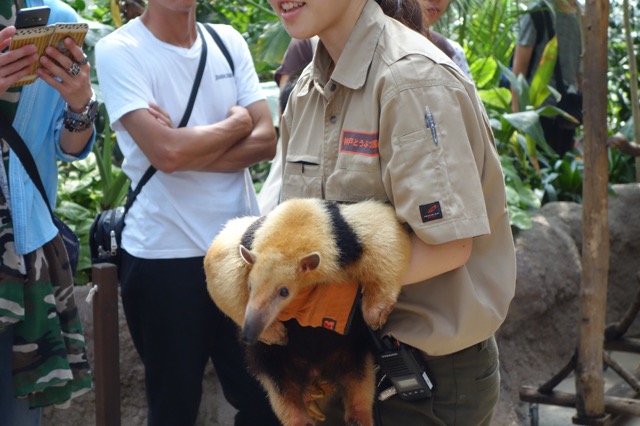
left=91, top=263, right=121, bottom=426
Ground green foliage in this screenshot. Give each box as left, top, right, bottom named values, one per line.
left=452, top=0, right=638, bottom=231
left=56, top=157, right=100, bottom=284
left=541, top=152, right=584, bottom=203
left=501, top=154, right=540, bottom=230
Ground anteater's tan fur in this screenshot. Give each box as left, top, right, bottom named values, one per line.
left=204, top=198, right=411, bottom=426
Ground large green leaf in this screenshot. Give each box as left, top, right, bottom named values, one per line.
left=503, top=111, right=545, bottom=143
left=529, top=36, right=557, bottom=107
left=255, top=21, right=290, bottom=65
left=478, top=87, right=512, bottom=111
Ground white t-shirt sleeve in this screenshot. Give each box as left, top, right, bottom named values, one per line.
left=95, top=32, right=152, bottom=129
left=214, top=25, right=265, bottom=108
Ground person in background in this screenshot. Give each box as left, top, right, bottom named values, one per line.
left=421, top=0, right=472, bottom=80
left=119, top=0, right=145, bottom=21
left=511, top=0, right=582, bottom=157
left=0, top=0, right=95, bottom=424
left=95, top=0, right=281, bottom=424
left=257, top=37, right=316, bottom=214
left=273, top=36, right=317, bottom=94
left=267, top=0, right=516, bottom=425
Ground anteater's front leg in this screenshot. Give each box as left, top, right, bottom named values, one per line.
left=259, top=376, right=319, bottom=426
left=342, top=353, right=376, bottom=426
left=360, top=279, right=402, bottom=330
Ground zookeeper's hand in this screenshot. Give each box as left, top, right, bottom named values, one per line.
left=36, top=37, right=93, bottom=112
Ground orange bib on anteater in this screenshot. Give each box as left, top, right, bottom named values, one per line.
left=277, top=281, right=361, bottom=335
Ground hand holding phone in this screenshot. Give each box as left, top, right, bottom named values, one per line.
left=9, top=22, right=88, bottom=87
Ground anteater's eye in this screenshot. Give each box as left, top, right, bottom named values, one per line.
left=279, top=287, right=289, bottom=298
left=248, top=284, right=252, bottom=293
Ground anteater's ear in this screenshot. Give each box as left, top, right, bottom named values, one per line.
left=299, top=252, right=321, bottom=273
left=239, top=245, right=257, bottom=265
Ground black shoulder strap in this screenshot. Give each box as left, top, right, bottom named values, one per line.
left=124, top=24, right=210, bottom=213
left=530, top=3, right=554, bottom=46
left=0, top=116, right=55, bottom=218
left=524, top=3, right=556, bottom=81
left=204, top=24, right=235, bottom=75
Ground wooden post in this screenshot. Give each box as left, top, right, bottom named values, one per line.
left=574, top=0, right=611, bottom=424
left=92, top=263, right=121, bottom=426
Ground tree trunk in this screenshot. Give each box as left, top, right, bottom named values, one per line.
left=575, top=0, right=611, bottom=423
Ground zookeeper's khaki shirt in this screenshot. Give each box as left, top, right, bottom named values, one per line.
left=279, top=0, right=516, bottom=356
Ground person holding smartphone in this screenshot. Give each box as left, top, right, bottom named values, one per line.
left=0, top=1, right=95, bottom=425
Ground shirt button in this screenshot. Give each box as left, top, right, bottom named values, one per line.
left=330, top=115, right=337, bottom=123
left=330, top=83, right=337, bottom=91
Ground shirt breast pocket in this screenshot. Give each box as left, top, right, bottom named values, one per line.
left=327, top=153, right=386, bottom=202
left=281, top=155, right=323, bottom=200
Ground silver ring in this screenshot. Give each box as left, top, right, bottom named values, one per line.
left=68, top=62, right=81, bottom=76
left=77, top=56, right=89, bottom=66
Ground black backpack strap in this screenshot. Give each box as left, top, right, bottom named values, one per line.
left=530, top=3, right=553, bottom=46
left=181, top=24, right=208, bottom=128
left=124, top=165, right=156, bottom=212
left=0, top=115, right=54, bottom=218
left=524, top=3, right=554, bottom=80
left=204, top=23, right=235, bottom=75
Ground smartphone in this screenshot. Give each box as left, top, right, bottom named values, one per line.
left=15, top=6, right=51, bottom=29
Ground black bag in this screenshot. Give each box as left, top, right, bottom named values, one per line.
left=0, top=117, right=81, bottom=275
left=53, top=214, right=81, bottom=274
left=88, top=163, right=156, bottom=267
left=88, top=23, right=235, bottom=268
left=89, top=205, right=125, bottom=266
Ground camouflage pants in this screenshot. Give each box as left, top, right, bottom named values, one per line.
left=0, top=170, right=92, bottom=408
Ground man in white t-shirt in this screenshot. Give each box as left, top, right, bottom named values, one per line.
left=95, top=1, right=280, bottom=424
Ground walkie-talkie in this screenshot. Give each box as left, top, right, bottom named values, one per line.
left=369, top=329, right=433, bottom=401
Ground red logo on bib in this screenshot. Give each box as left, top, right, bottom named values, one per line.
left=322, top=318, right=337, bottom=331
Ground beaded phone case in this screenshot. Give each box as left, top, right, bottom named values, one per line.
left=9, top=22, right=88, bottom=87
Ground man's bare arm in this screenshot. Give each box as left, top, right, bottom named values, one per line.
left=119, top=104, right=254, bottom=173
left=511, top=44, right=534, bottom=112
left=200, top=100, right=276, bottom=171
